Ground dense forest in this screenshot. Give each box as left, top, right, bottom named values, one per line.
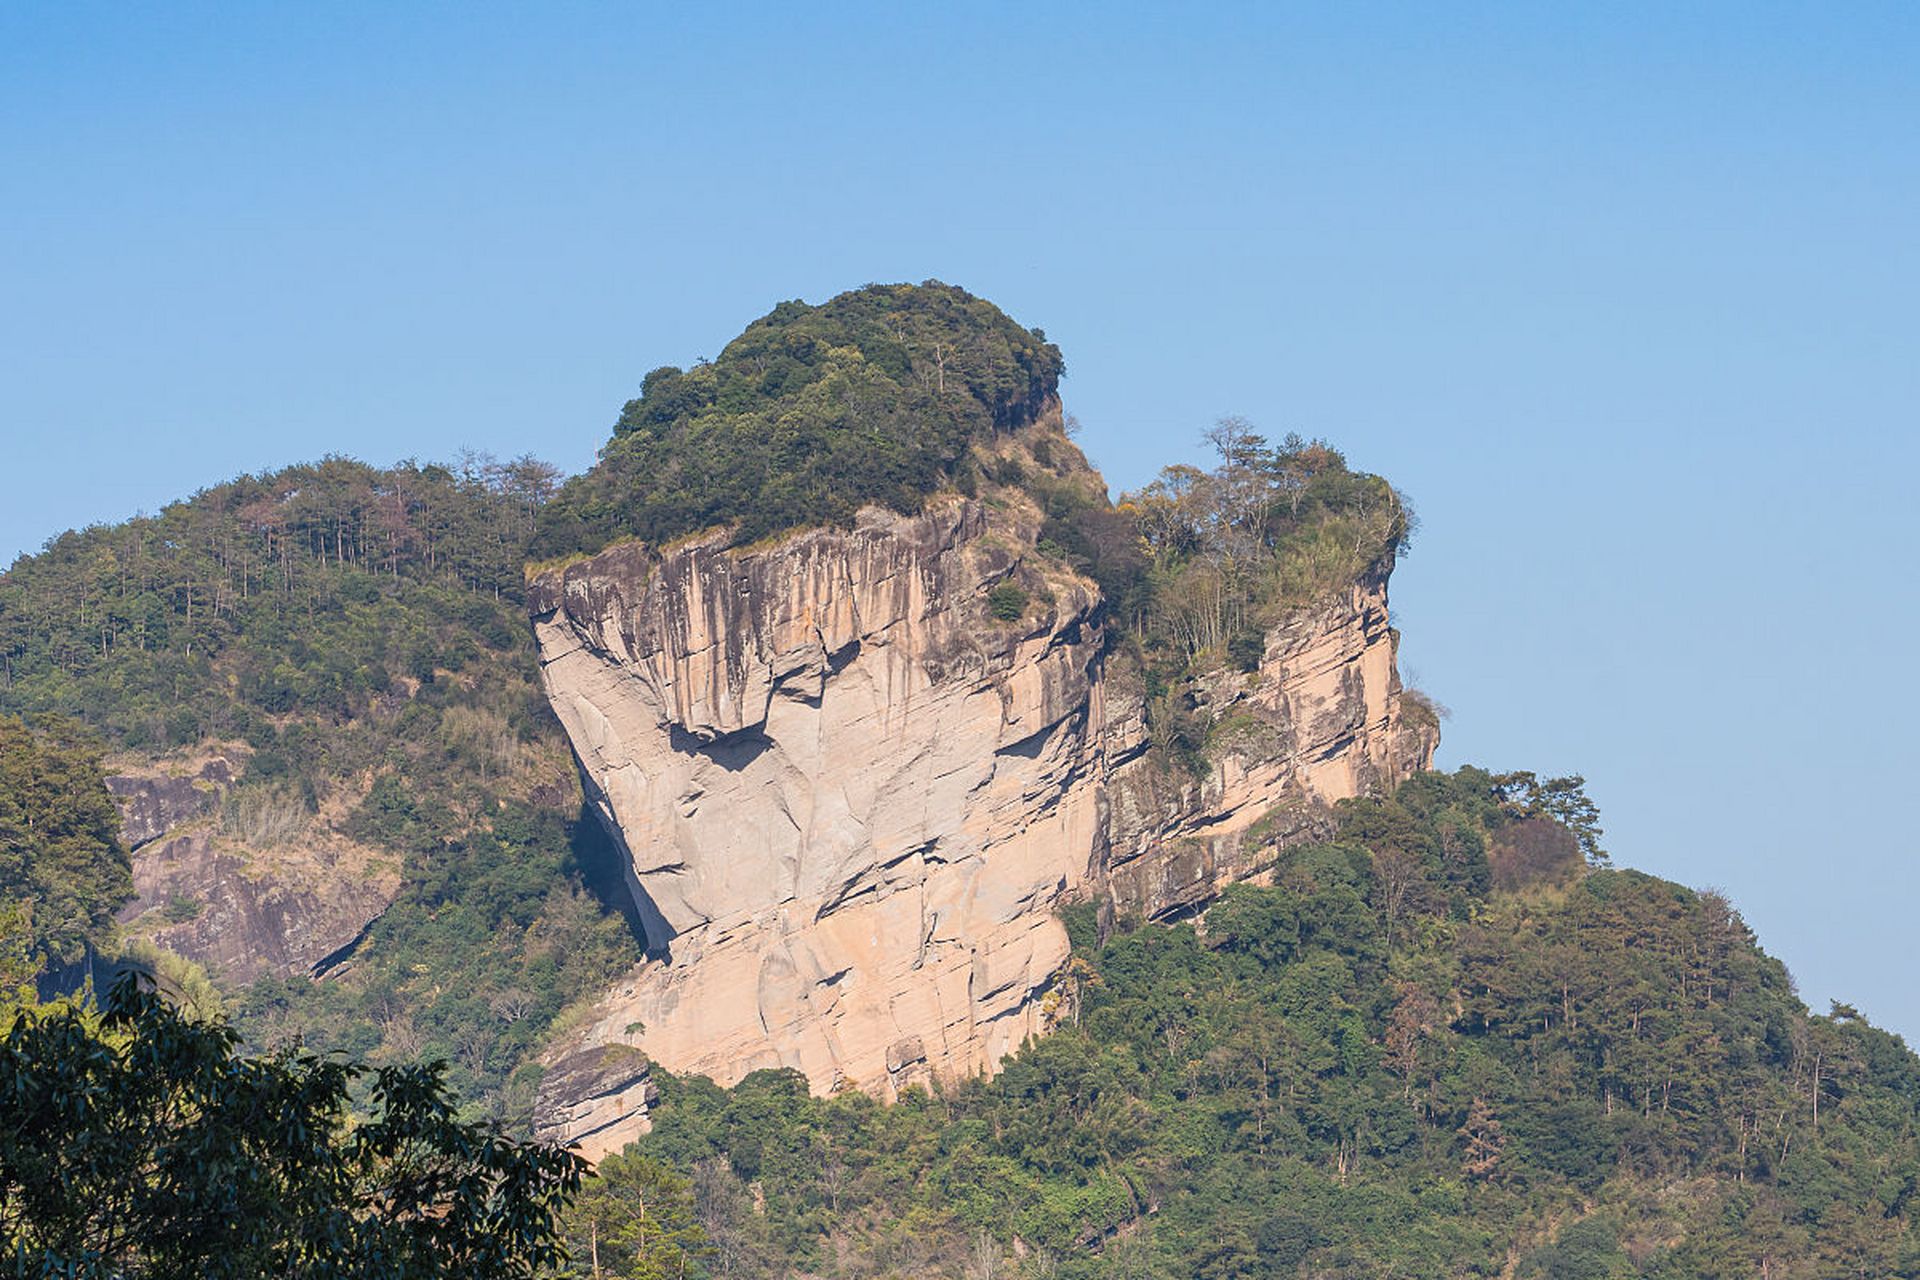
left=0, top=452, right=557, bottom=744
left=0, top=715, right=130, bottom=966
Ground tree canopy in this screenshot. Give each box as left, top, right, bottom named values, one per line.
left=0, top=715, right=129, bottom=964
left=0, top=975, right=585, bottom=1279
left=531, top=282, right=1064, bottom=558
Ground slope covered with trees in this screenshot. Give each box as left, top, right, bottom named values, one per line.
left=0, top=715, right=129, bottom=966
left=0, top=454, right=642, bottom=1122
left=591, top=768, right=1920, bottom=1279
left=0, top=453, right=557, bottom=746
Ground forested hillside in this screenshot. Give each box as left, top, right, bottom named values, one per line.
left=0, top=454, right=641, bottom=1121
left=0, top=715, right=129, bottom=967
left=589, top=769, right=1920, bottom=1280
left=0, top=453, right=554, bottom=743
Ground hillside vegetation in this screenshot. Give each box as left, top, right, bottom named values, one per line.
left=0, top=455, right=641, bottom=1120
left=0, top=715, right=129, bottom=965
left=601, top=768, right=1920, bottom=1280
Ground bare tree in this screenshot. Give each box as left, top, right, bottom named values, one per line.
left=489, top=988, right=537, bottom=1024
left=1373, top=846, right=1424, bottom=952
left=967, top=1228, right=1004, bottom=1280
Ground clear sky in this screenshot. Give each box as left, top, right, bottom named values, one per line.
left=4, top=4, right=1916, bottom=1036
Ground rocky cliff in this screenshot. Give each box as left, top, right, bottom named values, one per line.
left=529, top=435, right=1435, bottom=1158
left=1100, top=563, right=1437, bottom=923
left=108, top=751, right=402, bottom=986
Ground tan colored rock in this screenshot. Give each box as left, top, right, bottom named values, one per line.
left=531, top=459, right=1434, bottom=1159
left=534, top=1045, right=658, bottom=1160
left=531, top=493, right=1102, bottom=1157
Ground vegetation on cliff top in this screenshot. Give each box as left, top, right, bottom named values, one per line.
left=531, top=281, right=1064, bottom=558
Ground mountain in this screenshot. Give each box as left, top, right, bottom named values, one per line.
left=3, top=283, right=1916, bottom=1277
left=525, top=399, right=1431, bottom=1158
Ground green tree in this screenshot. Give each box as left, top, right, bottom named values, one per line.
left=0, top=975, right=585, bottom=1278
left=0, top=715, right=130, bottom=964
left=558, top=1151, right=710, bottom=1279
left=0, top=903, right=36, bottom=1010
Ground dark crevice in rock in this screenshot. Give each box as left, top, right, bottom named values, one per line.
left=309, top=909, right=383, bottom=980
left=568, top=793, right=660, bottom=955
left=668, top=723, right=774, bottom=773
left=825, top=638, right=861, bottom=676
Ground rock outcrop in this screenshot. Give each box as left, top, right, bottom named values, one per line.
left=530, top=491, right=1107, bottom=1141
left=1101, top=563, right=1434, bottom=922
left=109, top=753, right=402, bottom=985
left=107, top=757, right=234, bottom=849
left=530, top=446, right=1435, bottom=1158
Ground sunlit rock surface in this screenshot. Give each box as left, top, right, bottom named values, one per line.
left=531, top=470, right=1433, bottom=1159
left=109, top=752, right=401, bottom=984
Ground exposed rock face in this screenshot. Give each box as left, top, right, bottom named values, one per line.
left=121, top=831, right=400, bottom=984
left=534, top=1045, right=659, bottom=1161
left=531, top=477, right=1434, bottom=1159
left=531, top=495, right=1106, bottom=1149
left=109, top=755, right=402, bottom=985
left=1102, top=563, right=1434, bottom=922
left=107, top=758, right=233, bottom=850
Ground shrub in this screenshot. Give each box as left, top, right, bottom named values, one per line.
left=987, top=583, right=1029, bottom=621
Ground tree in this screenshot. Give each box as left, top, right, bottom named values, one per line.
left=558, top=1151, right=710, bottom=1279
left=1458, top=1096, right=1507, bottom=1182
left=0, top=714, right=131, bottom=964
left=1492, top=772, right=1607, bottom=866
left=0, top=903, right=35, bottom=1010
left=0, top=974, right=585, bottom=1279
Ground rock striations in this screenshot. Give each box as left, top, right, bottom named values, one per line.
left=529, top=437, right=1435, bottom=1159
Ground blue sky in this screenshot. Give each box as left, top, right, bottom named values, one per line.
left=4, top=3, right=1916, bottom=1036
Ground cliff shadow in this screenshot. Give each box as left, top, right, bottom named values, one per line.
left=667, top=722, right=773, bottom=772
left=567, top=800, right=656, bottom=954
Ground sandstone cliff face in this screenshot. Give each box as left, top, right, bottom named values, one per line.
left=531, top=474, right=1434, bottom=1159
left=530, top=493, right=1107, bottom=1155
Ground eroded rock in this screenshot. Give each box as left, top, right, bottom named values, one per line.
left=109, top=755, right=402, bottom=985
left=107, top=757, right=233, bottom=850
left=530, top=460, right=1435, bottom=1158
